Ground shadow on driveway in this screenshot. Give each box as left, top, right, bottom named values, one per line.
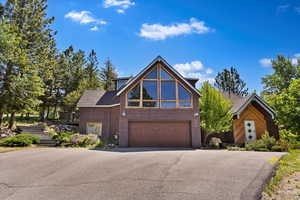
left=90, top=147, right=195, bottom=153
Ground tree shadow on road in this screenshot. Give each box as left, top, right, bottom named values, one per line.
left=90, top=147, right=195, bottom=153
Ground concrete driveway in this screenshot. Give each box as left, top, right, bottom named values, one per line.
left=0, top=148, right=284, bottom=200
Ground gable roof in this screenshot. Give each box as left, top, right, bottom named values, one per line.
left=77, top=90, right=120, bottom=107
left=116, top=56, right=201, bottom=96
left=222, top=92, right=276, bottom=119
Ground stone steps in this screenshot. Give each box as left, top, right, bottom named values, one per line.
left=18, top=125, right=57, bottom=147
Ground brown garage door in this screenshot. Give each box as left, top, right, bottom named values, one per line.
left=128, top=121, right=191, bottom=147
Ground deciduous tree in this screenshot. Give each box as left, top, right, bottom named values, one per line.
left=199, top=82, right=233, bottom=142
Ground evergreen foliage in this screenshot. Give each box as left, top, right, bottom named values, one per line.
left=100, top=58, right=118, bottom=91
left=0, top=0, right=106, bottom=126
left=215, top=67, right=249, bottom=96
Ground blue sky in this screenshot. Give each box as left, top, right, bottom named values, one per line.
left=46, top=0, right=299, bottom=91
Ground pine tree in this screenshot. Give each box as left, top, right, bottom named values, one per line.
left=63, top=50, right=102, bottom=113
left=215, top=67, right=249, bottom=96
left=0, top=20, right=44, bottom=128
left=100, top=58, right=118, bottom=91
left=85, top=49, right=102, bottom=89
left=0, top=0, right=55, bottom=127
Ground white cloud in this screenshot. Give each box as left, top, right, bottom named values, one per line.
left=65, top=11, right=106, bottom=31
left=259, top=58, right=272, bottom=67
left=90, top=26, right=99, bottom=31
left=103, top=0, right=135, bottom=13
left=294, top=53, right=300, bottom=57
left=117, top=9, right=125, bottom=14
left=206, top=68, right=213, bottom=74
left=174, top=61, right=214, bottom=84
left=139, top=18, right=213, bottom=40
left=260, top=54, right=300, bottom=67
left=292, top=58, right=299, bottom=65
left=65, top=11, right=106, bottom=25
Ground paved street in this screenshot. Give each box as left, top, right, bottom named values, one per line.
left=0, top=148, right=284, bottom=200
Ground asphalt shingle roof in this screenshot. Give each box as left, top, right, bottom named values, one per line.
left=221, top=92, right=251, bottom=113
left=77, top=90, right=120, bottom=107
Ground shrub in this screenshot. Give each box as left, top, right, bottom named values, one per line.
left=261, top=132, right=277, bottom=149
left=70, top=134, right=99, bottom=147
left=279, top=129, right=300, bottom=144
left=47, top=129, right=57, bottom=137
left=0, top=134, right=40, bottom=147
left=293, top=143, right=300, bottom=149
left=271, top=145, right=283, bottom=152
left=245, top=132, right=276, bottom=151
left=53, top=131, right=75, bottom=145
left=256, top=147, right=269, bottom=152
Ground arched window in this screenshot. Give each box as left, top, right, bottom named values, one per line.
left=127, top=65, right=192, bottom=108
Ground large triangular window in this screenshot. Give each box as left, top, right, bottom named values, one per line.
left=127, top=64, right=192, bottom=108
left=160, top=68, right=174, bottom=80
left=127, top=84, right=140, bottom=100
left=144, top=67, right=158, bottom=79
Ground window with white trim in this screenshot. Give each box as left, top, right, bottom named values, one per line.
left=126, top=65, right=192, bottom=108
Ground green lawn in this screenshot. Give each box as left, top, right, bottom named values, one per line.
left=265, top=150, right=300, bottom=195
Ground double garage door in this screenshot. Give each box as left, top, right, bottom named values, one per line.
left=128, top=121, right=191, bottom=147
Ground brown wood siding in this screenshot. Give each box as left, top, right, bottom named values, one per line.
left=251, top=101, right=279, bottom=139
left=233, top=104, right=267, bottom=144
left=128, top=121, right=191, bottom=147
left=79, top=106, right=120, bottom=141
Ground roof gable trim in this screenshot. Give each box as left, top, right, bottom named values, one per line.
left=116, top=56, right=200, bottom=96
left=78, top=103, right=120, bottom=108
left=235, top=94, right=276, bottom=119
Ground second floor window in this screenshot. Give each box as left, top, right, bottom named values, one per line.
left=127, top=65, right=192, bottom=108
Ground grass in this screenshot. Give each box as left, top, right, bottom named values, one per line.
left=265, top=150, right=300, bottom=194
left=1, top=114, right=41, bottom=127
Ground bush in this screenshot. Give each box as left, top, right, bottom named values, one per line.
left=0, top=134, right=40, bottom=147
left=279, top=129, right=300, bottom=143
left=53, top=131, right=75, bottom=145
left=70, top=134, right=99, bottom=147
left=47, top=129, right=57, bottom=137
left=256, top=148, right=269, bottom=152
left=271, top=145, right=283, bottom=152
left=245, top=132, right=276, bottom=151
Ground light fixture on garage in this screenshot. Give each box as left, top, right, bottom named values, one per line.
left=194, top=113, right=199, bottom=117
left=122, top=111, right=126, bottom=117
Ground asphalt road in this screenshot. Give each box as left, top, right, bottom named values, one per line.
left=0, top=148, right=284, bottom=200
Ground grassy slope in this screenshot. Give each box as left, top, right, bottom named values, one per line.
left=265, top=150, right=300, bottom=194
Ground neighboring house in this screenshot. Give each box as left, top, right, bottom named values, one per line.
left=77, top=56, right=202, bottom=148
left=223, top=92, right=279, bottom=144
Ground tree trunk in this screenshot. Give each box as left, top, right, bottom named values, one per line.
left=40, top=107, right=45, bottom=122
left=8, top=112, right=15, bottom=129
left=46, top=106, right=50, bottom=119
left=53, top=105, right=57, bottom=119
left=0, top=111, right=3, bottom=127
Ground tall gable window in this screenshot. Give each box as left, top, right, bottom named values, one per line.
left=127, top=65, right=192, bottom=108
